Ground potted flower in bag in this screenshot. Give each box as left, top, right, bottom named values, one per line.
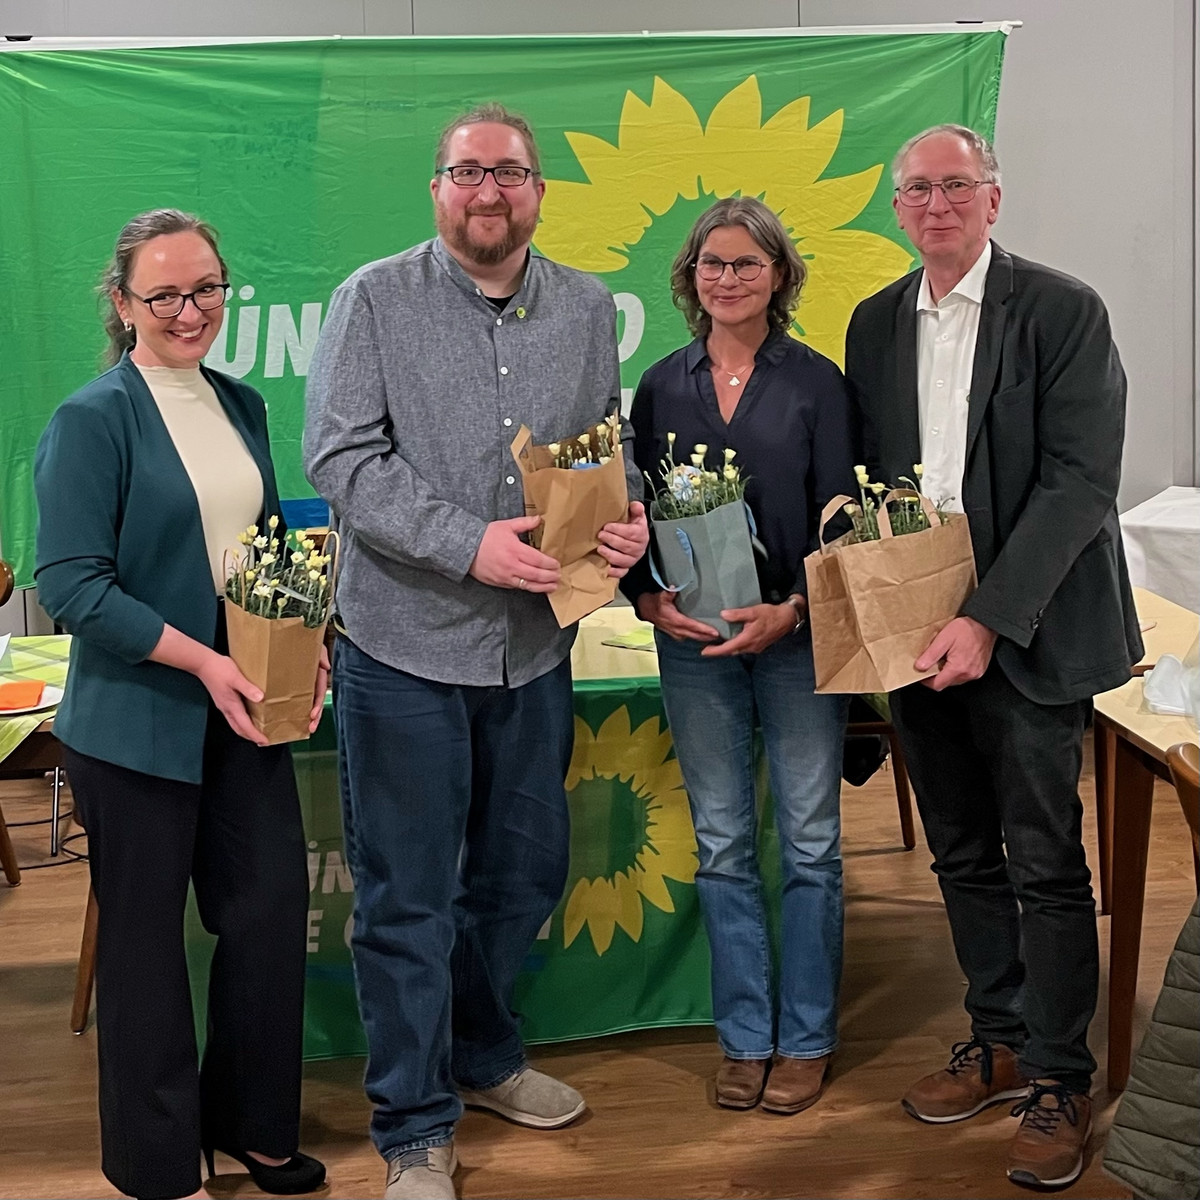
left=223, top=517, right=337, bottom=744
left=645, top=436, right=763, bottom=640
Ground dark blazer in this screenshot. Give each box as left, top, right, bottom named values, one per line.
left=34, top=353, right=281, bottom=783
left=845, top=242, right=1143, bottom=705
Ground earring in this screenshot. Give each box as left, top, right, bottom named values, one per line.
left=123, top=321, right=132, bottom=332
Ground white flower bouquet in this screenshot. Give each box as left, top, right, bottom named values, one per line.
left=645, top=436, right=762, bottom=640
left=223, top=517, right=337, bottom=744
left=804, top=465, right=976, bottom=693
left=510, top=415, right=631, bottom=627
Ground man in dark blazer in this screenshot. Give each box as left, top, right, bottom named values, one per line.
left=846, top=124, right=1143, bottom=1191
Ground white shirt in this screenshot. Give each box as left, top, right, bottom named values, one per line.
left=914, top=240, right=992, bottom=513
left=136, top=364, right=263, bottom=593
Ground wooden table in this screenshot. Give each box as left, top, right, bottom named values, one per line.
left=1093, top=589, right=1198, bottom=1090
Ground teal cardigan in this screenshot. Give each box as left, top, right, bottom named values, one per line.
left=34, top=354, right=282, bottom=784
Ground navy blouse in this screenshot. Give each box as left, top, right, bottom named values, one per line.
left=621, top=329, right=857, bottom=608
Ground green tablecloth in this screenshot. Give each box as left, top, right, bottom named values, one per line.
left=0, top=635, right=70, bottom=765
left=199, top=674, right=730, bottom=1059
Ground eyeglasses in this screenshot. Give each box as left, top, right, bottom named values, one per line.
left=125, top=282, right=230, bottom=319
left=694, top=255, right=774, bottom=282
left=435, top=165, right=536, bottom=188
left=895, top=178, right=992, bottom=207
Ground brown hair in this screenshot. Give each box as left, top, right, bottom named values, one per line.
left=98, top=208, right=227, bottom=366
left=434, top=102, right=542, bottom=175
left=669, top=197, right=807, bottom=340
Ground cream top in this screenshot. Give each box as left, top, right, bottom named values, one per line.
left=136, top=364, right=264, bottom=593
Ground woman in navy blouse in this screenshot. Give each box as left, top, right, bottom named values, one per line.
left=622, top=197, right=854, bottom=1116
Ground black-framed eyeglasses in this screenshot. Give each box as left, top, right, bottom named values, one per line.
left=125, top=282, right=230, bottom=319
left=694, top=255, right=775, bottom=282
left=895, top=178, right=992, bottom=207
left=435, top=165, right=537, bottom=188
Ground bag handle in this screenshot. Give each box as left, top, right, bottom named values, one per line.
left=817, top=494, right=856, bottom=550
left=743, top=501, right=768, bottom=560
left=648, top=526, right=697, bottom=595
left=319, top=529, right=341, bottom=618
left=877, top=489, right=939, bottom=540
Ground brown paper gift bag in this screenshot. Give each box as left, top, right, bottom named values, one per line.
left=510, top=421, right=630, bottom=628
left=224, top=532, right=338, bottom=745
left=804, top=490, right=977, bottom=694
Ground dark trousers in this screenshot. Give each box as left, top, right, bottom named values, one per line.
left=64, top=710, right=309, bottom=1200
left=332, top=635, right=573, bottom=1157
left=889, top=662, right=1097, bottom=1091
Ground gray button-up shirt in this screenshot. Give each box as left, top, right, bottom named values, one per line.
left=304, top=237, right=637, bottom=687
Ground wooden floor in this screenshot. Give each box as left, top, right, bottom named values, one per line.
left=1, top=730, right=1195, bottom=1200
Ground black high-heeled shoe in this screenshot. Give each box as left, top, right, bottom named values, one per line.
left=203, top=1144, right=327, bottom=1195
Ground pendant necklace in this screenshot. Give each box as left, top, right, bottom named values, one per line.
left=713, top=363, right=753, bottom=388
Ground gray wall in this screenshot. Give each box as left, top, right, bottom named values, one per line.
left=801, top=0, right=1197, bottom=511
left=1, top=1, right=1194, bottom=632
left=0, top=0, right=802, bottom=37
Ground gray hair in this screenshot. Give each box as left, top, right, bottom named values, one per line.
left=669, top=196, right=807, bottom=340
left=98, top=208, right=227, bottom=367
left=434, top=101, right=542, bottom=176
left=891, top=123, right=1001, bottom=187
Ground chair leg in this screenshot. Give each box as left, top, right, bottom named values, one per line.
left=49, top=766, right=63, bottom=857
left=71, top=886, right=99, bottom=1034
left=0, top=801, right=20, bottom=886
left=886, top=730, right=917, bottom=851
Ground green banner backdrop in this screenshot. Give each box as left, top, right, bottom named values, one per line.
left=186, top=675, right=794, bottom=1057
left=0, top=31, right=1006, bottom=585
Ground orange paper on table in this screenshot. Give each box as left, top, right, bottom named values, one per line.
left=510, top=419, right=630, bottom=628
left=0, top=680, right=45, bottom=710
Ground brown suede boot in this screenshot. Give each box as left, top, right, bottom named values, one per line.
left=760, top=1054, right=830, bottom=1115
left=715, top=1056, right=769, bottom=1109
left=902, top=1038, right=1031, bottom=1123
left=1007, top=1082, right=1092, bottom=1189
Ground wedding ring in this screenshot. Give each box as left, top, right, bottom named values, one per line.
left=517, top=577, right=527, bottom=589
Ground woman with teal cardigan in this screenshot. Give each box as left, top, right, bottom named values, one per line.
left=34, top=210, right=325, bottom=1200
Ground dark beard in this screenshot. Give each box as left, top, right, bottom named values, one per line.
left=435, top=199, right=538, bottom=266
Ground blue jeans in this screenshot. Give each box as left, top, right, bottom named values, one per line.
left=655, top=630, right=848, bottom=1060
left=333, top=636, right=573, bottom=1157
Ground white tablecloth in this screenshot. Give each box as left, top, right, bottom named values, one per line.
left=1119, top=486, right=1200, bottom=613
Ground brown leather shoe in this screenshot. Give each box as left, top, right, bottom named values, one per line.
left=1007, top=1082, right=1092, bottom=1189
left=760, top=1054, right=830, bottom=1114
left=902, top=1038, right=1031, bottom=1123
left=715, top=1056, right=769, bottom=1109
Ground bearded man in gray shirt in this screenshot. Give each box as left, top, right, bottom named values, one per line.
left=304, top=103, right=648, bottom=1200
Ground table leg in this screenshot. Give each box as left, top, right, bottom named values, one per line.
left=1106, top=730, right=1156, bottom=1091
left=1093, top=721, right=1116, bottom=915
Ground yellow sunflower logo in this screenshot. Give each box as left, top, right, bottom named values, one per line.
left=535, top=75, right=913, bottom=368
left=563, top=706, right=697, bottom=956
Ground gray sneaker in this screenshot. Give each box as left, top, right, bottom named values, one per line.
left=383, top=1142, right=458, bottom=1200
left=459, top=1066, right=586, bottom=1129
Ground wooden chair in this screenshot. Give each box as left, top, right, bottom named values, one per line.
left=0, top=800, right=19, bottom=886
left=71, top=886, right=99, bottom=1033
left=1167, top=741, right=1200, bottom=892
left=1, top=557, right=20, bottom=885
left=846, top=711, right=917, bottom=850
